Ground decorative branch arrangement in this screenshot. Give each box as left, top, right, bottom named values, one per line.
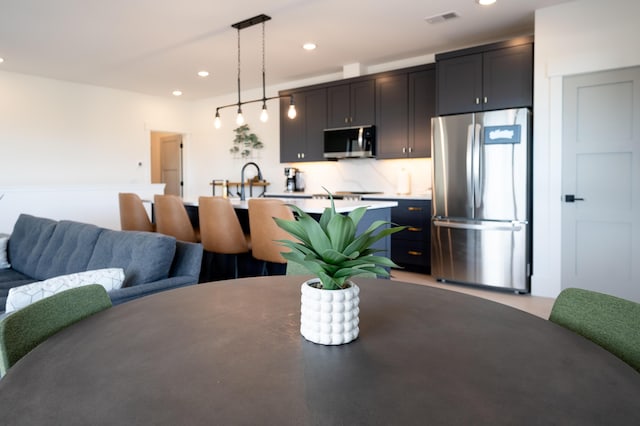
left=230, top=124, right=264, bottom=158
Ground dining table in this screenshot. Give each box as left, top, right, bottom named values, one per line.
left=0, top=276, right=638, bottom=425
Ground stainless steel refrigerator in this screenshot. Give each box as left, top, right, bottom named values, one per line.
left=431, top=108, right=531, bottom=292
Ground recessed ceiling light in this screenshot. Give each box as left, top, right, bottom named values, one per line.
left=477, top=0, right=496, bottom=5
left=197, top=70, right=210, bottom=77
left=172, top=90, right=183, bottom=97
left=303, top=43, right=317, bottom=51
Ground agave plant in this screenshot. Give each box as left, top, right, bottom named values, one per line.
left=274, top=192, right=406, bottom=290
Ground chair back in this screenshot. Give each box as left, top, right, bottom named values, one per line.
left=248, top=199, right=295, bottom=264
left=154, top=194, right=198, bottom=243
left=118, top=193, right=154, bottom=232
left=549, top=287, right=640, bottom=372
left=198, top=196, right=249, bottom=254
left=0, top=284, right=112, bottom=376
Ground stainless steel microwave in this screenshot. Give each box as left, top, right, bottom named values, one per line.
left=323, top=125, right=376, bottom=159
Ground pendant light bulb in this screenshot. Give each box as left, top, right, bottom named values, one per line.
left=288, top=104, right=297, bottom=119
left=260, top=103, right=269, bottom=122
left=236, top=107, right=244, bottom=125
left=214, top=110, right=221, bottom=129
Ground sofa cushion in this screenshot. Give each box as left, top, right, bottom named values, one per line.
left=5, top=268, right=125, bottom=313
left=87, top=230, right=176, bottom=287
left=7, top=215, right=57, bottom=277
left=0, top=234, right=9, bottom=269
left=33, top=220, right=103, bottom=280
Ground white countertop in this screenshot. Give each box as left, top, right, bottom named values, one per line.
left=264, top=191, right=432, bottom=201
left=183, top=197, right=397, bottom=214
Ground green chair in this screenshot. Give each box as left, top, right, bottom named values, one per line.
left=549, top=287, right=640, bottom=372
left=0, top=284, right=112, bottom=376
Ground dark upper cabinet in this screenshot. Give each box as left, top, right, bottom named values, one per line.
left=408, top=68, right=436, bottom=157
left=436, top=38, right=533, bottom=115
left=280, top=88, right=326, bottom=163
left=327, top=80, right=375, bottom=128
left=376, top=66, right=435, bottom=159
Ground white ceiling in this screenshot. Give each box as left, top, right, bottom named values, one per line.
left=0, top=0, right=570, bottom=100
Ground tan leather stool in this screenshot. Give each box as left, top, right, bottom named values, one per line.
left=199, top=196, right=251, bottom=278
left=153, top=194, right=200, bottom=243
left=248, top=198, right=295, bottom=275
left=118, top=193, right=154, bottom=232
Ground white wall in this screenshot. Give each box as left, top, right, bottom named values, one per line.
left=0, top=71, right=191, bottom=231
left=532, top=0, right=640, bottom=297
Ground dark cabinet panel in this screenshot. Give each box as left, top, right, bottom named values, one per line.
left=436, top=38, right=533, bottom=116
left=366, top=198, right=431, bottom=273
left=437, top=54, right=483, bottom=115
left=327, top=80, right=375, bottom=128
left=280, top=88, right=326, bottom=163
left=376, top=66, right=435, bottom=159
left=375, top=74, right=408, bottom=159
left=483, top=43, right=533, bottom=111
left=408, top=69, right=436, bottom=158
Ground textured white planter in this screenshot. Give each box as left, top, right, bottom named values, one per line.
left=300, top=278, right=360, bottom=345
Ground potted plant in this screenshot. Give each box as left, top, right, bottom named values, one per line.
left=274, top=192, right=406, bottom=345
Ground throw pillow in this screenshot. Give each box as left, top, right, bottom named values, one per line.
left=5, top=268, right=125, bottom=312
left=0, top=234, right=10, bottom=269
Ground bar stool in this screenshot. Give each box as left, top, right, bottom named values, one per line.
left=248, top=198, right=295, bottom=275
left=153, top=194, right=200, bottom=243
left=118, top=193, right=154, bottom=232
left=198, top=196, right=251, bottom=278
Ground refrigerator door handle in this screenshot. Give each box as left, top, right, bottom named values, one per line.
left=473, top=123, right=482, bottom=209
left=433, top=219, right=523, bottom=232
left=466, top=124, right=475, bottom=210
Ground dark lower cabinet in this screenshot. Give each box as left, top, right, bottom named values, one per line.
left=365, top=198, right=431, bottom=273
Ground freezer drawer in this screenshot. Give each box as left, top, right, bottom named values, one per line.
left=430, top=219, right=530, bottom=292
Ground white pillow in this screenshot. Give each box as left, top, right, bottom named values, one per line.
left=0, top=234, right=10, bottom=269
left=5, top=268, right=125, bottom=313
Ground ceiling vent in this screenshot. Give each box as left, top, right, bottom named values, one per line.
left=424, top=11, right=460, bottom=24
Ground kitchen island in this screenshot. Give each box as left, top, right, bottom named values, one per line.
left=179, top=197, right=398, bottom=281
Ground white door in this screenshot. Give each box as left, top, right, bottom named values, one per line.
left=562, top=66, right=640, bottom=302
left=160, top=135, right=183, bottom=196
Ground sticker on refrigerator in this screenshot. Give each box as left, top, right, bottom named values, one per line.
left=484, top=125, right=521, bottom=144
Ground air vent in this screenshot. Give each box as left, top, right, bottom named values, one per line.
left=425, top=11, right=460, bottom=24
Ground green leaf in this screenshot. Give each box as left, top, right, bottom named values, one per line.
left=326, top=213, right=355, bottom=252
left=347, top=206, right=368, bottom=227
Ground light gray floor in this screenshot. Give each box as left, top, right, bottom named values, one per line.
left=391, top=270, right=555, bottom=319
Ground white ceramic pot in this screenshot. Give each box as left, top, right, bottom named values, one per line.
left=300, top=278, right=360, bottom=345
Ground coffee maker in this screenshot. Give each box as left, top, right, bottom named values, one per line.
left=284, top=167, right=305, bottom=192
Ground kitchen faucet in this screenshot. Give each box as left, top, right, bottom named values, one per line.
left=240, top=162, right=263, bottom=201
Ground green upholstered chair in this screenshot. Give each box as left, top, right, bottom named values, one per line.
left=0, top=284, right=112, bottom=376
left=549, top=287, right=640, bottom=372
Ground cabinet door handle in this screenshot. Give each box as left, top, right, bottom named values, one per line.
left=475, top=98, right=480, bottom=105
left=407, top=207, right=423, bottom=212
left=407, top=227, right=422, bottom=232
left=301, top=152, right=305, bottom=159
left=484, top=96, right=488, bottom=104
left=402, top=147, right=406, bottom=153
left=408, top=250, right=423, bottom=256
left=344, top=117, right=349, bottom=124
left=408, top=147, right=413, bottom=153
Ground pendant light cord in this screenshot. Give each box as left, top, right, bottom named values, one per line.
left=262, top=22, right=266, bottom=102
left=237, top=28, right=241, bottom=109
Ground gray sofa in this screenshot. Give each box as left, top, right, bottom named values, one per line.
left=0, top=214, right=202, bottom=312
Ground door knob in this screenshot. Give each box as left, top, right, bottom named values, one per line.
left=564, top=194, right=585, bottom=202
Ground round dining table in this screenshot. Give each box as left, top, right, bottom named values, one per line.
left=0, top=276, right=638, bottom=425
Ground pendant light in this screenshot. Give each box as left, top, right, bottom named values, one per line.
left=214, top=14, right=296, bottom=129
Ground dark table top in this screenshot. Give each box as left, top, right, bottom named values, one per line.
left=0, top=276, right=639, bottom=425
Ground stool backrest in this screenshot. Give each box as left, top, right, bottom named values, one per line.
left=199, top=196, right=249, bottom=254
left=119, top=193, right=154, bottom=232
left=248, top=199, right=295, bottom=264
left=154, top=195, right=198, bottom=243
